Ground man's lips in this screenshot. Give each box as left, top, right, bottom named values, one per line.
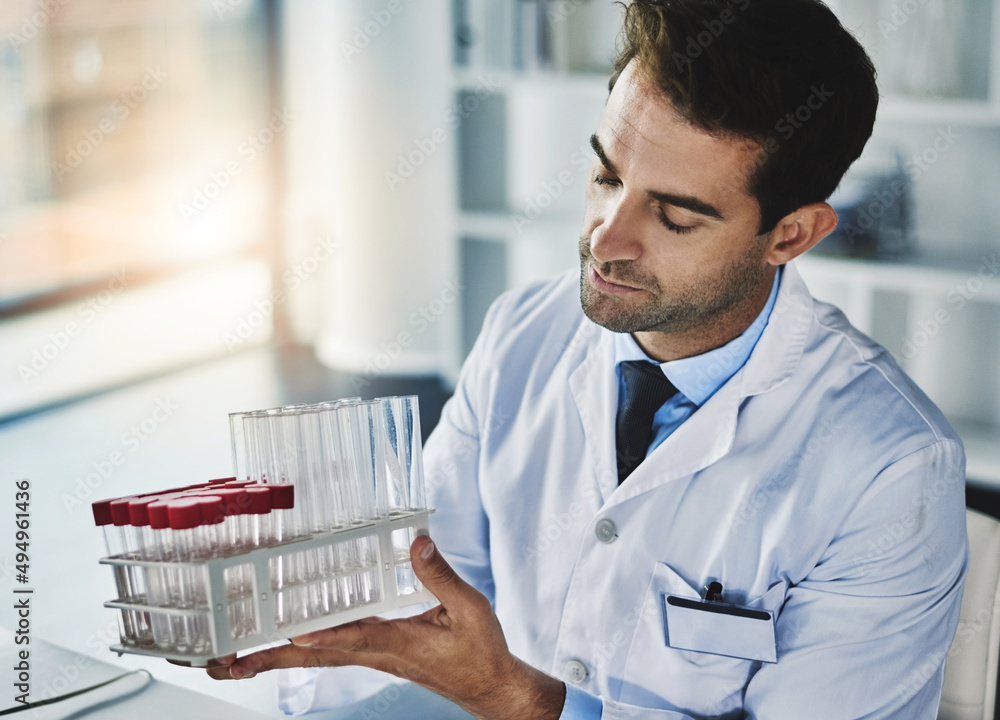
left=588, top=264, right=643, bottom=295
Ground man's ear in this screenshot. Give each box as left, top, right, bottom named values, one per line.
left=763, top=202, right=839, bottom=266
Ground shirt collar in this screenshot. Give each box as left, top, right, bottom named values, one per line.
left=614, top=267, right=782, bottom=406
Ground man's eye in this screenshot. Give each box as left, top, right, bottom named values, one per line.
left=657, top=208, right=695, bottom=235
left=592, top=174, right=619, bottom=187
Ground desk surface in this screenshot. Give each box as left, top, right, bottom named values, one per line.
left=1, top=629, right=476, bottom=720
left=0, top=628, right=276, bottom=720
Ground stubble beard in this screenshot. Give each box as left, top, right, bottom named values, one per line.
left=578, top=236, right=771, bottom=335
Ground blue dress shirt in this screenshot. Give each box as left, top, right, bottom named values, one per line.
left=614, top=267, right=782, bottom=459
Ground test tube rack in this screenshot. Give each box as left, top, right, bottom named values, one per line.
left=101, top=509, right=434, bottom=666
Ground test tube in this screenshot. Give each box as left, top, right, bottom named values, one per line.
left=300, top=407, right=341, bottom=617
left=109, top=497, right=153, bottom=644
left=378, top=396, right=425, bottom=596
left=267, top=483, right=296, bottom=544
left=229, top=410, right=253, bottom=482
left=167, top=499, right=208, bottom=654
left=210, top=488, right=250, bottom=553
left=243, top=486, right=268, bottom=536
left=242, top=410, right=270, bottom=485
left=131, top=498, right=174, bottom=649
left=195, top=495, right=255, bottom=640
left=299, top=407, right=336, bottom=533
left=317, top=403, right=352, bottom=530
left=267, top=484, right=298, bottom=628
left=194, top=496, right=225, bottom=559
left=92, top=500, right=136, bottom=644
left=333, top=401, right=381, bottom=524
left=381, top=396, right=425, bottom=512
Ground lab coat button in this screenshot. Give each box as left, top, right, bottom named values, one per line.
left=595, top=518, right=617, bottom=543
left=564, top=659, right=589, bottom=684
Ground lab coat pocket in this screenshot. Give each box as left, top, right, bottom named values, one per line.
left=619, top=563, right=788, bottom=717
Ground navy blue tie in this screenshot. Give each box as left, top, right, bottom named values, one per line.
left=616, top=360, right=678, bottom=483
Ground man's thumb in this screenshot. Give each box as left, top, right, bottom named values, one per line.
left=410, top=533, right=472, bottom=610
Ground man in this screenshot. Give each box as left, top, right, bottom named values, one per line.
left=211, top=1, right=967, bottom=717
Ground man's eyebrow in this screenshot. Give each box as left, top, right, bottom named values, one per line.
left=647, top=190, right=724, bottom=221
left=590, top=134, right=618, bottom=175
left=589, top=133, right=725, bottom=222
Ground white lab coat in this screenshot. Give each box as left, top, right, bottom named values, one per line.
left=424, top=261, right=967, bottom=719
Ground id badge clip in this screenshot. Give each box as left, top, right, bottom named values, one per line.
left=663, top=582, right=777, bottom=663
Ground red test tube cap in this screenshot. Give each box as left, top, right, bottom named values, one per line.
left=167, top=499, right=202, bottom=530
left=128, top=498, right=157, bottom=527
left=110, top=497, right=138, bottom=526
left=245, top=487, right=272, bottom=515
left=148, top=501, right=170, bottom=530
left=269, top=484, right=295, bottom=510
left=92, top=500, right=114, bottom=527
left=196, top=496, right=225, bottom=525
left=207, top=476, right=237, bottom=484
left=213, top=488, right=250, bottom=516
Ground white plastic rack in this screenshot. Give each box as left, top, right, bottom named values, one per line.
left=101, top=509, right=434, bottom=666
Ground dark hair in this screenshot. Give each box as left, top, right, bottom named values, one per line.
left=610, top=0, right=878, bottom=234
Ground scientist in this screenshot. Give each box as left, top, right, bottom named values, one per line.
left=209, top=0, right=968, bottom=717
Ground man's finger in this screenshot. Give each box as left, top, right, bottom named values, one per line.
left=409, top=534, right=479, bottom=613
left=291, top=616, right=406, bottom=656
left=208, top=643, right=327, bottom=680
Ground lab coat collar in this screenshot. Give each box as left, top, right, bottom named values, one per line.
left=568, top=325, right=620, bottom=503
left=735, top=260, right=812, bottom=398
left=569, top=260, right=813, bottom=507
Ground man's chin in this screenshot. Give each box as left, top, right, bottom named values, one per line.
left=581, top=294, right=643, bottom=334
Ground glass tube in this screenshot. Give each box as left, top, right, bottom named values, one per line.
left=92, top=500, right=136, bottom=644
left=228, top=411, right=253, bottom=482
left=166, top=499, right=207, bottom=655
left=145, top=500, right=175, bottom=650
left=109, top=497, right=152, bottom=645
left=378, top=395, right=426, bottom=514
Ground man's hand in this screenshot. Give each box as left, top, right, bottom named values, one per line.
left=206, top=534, right=566, bottom=720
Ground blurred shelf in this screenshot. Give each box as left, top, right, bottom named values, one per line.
left=458, top=209, right=515, bottom=238
left=878, top=97, right=1000, bottom=126
left=797, top=253, right=1000, bottom=303
left=452, top=68, right=607, bottom=94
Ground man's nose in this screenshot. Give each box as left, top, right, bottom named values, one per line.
left=590, top=196, right=641, bottom=264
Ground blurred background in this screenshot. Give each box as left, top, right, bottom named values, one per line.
left=0, top=0, right=999, bottom=715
